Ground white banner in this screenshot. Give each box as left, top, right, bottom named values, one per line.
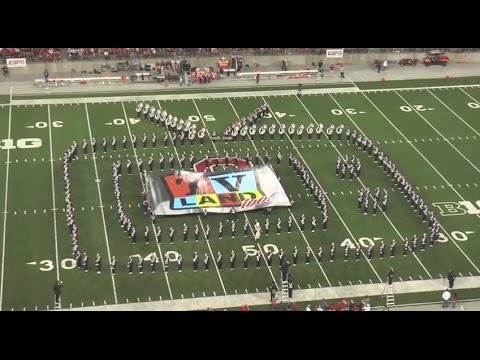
left=146, top=165, right=291, bottom=215
left=6, top=58, right=27, bottom=68
left=326, top=49, right=344, bottom=58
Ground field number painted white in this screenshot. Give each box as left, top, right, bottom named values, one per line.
left=437, top=231, right=473, bottom=243
left=30, top=258, right=76, bottom=271
left=400, top=105, right=433, bottom=112
left=34, top=121, right=63, bottom=128
left=331, top=108, right=364, bottom=116
left=242, top=244, right=279, bottom=256
left=188, top=115, right=216, bottom=122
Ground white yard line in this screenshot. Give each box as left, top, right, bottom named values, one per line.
left=394, top=90, right=480, bottom=175
left=84, top=104, right=118, bottom=304
left=0, top=87, right=13, bottom=310
left=191, top=98, right=279, bottom=290
left=226, top=97, right=331, bottom=287
left=47, top=105, right=60, bottom=281
left=121, top=102, right=174, bottom=299
left=322, top=95, right=433, bottom=278
left=261, top=95, right=383, bottom=282
left=342, top=78, right=480, bottom=273
left=427, top=89, right=480, bottom=137
left=155, top=99, right=226, bottom=295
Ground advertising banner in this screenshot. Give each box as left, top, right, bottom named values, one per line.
left=146, top=165, right=291, bottom=215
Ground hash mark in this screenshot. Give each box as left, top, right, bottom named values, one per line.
left=409, top=276, right=413, bottom=280
left=234, top=290, right=238, bottom=294
left=137, top=298, right=140, bottom=303
left=419, top=275, right=423, bottom=280
left=368, top=279, right=373, bottom=284
left=348, top=281, right=352, bottom=285
left=459, top=272, right=463, bottom=277
left=338, top=281, right=342, bottom=286
left=203, top=292, right=206, bottom=297
left=256, top=288, right=259, bottom=293
left=192, top=293, right=195, bottom=298
left=213, top=291, right=216, bottom=296
left=181, top=294, right=184, bottom=299
left=399, top=276, right=403, bottom=281
left=308, top=284, right=311, bottom=289
left=317, top=283, right=321, bottom=288
left=245, top=289, right=248, bottom=294
left=358, top=280, right=362, bottom=284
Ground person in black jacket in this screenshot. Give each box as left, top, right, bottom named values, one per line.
left=53, top=280, right=64, bottom=305
left=447, top=270, right=456, bottom=288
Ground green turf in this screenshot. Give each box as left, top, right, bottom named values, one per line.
left=12, top=83, right=353, bottom=100
left=1, top=79, right=480, bottom=310
left=356, top=76, right=480, bottom=89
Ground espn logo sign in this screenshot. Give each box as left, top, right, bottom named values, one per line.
left=326, top=49, right=344, bottom=58
left=6, top=58, right=27, bottom=68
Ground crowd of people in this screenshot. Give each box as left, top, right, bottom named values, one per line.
left=64, top=141, right=100, bottom=273
left=357, top=187, right=388, bottom=216
left=64, top=142, right=79, bottom=262
left=342, top=127, right=441, bottom=251
left=335, top=154, right=362, bottom=180
left=223, top=103, right=270, bottom=138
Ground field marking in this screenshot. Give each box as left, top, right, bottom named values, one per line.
left=350, top=84, right=480, bottom=273
left=192, top=98, right=279, bottom=290
left=47, top=105, right=60, bottom=281
left=84, top=104, right=118, bottom=304
left=429, top=89, right=480, bottom=137
left=459, top=88, right=480, bottom=135
left=0, top=87, right=13, bottom=310
left=395, top=90, right=480, bottom=176
left=122, top=102, right=174, bottom=299
left=227, top=97, right=331, bottom=287
left=324, top=95, right=433, bottom=278
left=263, top=96, right=382, bottom=282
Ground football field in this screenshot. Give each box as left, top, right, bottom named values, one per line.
left=1, top=79, right=480, bottom=310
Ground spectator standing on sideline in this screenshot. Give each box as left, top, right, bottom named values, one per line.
left=44, top=69, right=49, bottom=83
left=451, top=292, right=458, bottom=308
left=447, top=270, right=456, bottom=288
left=382, top=59, right=388, bottom=71
left=256, top=73, right=260, bottom=84
left=2, top=65, right=8, bottom=78
left=330, top=64, right=335, bottom=76
left=53, top=280, right=64, bottom=305
left=339, top=65, right=345, bottom=78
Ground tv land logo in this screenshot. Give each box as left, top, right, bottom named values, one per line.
left=433, top=200, right=480, bottom=216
